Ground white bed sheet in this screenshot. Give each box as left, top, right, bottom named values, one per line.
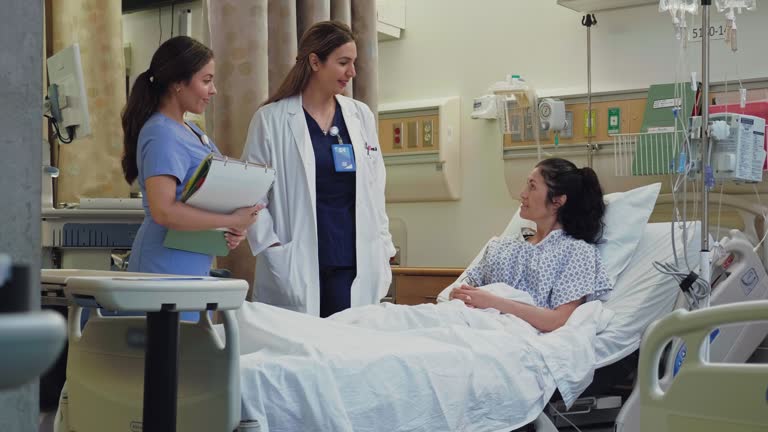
left=235, top=298, right=613, bottom=432
left=233, top=221, right=702, bottom=430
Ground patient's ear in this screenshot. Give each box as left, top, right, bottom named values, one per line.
left=552, top=195, right=567, bottom=208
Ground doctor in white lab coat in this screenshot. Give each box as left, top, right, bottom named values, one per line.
left=242, top=20, right=395, bottom=317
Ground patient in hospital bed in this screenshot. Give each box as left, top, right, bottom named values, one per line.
left=232, top=158, right=618, bottom=431
left=331, top=157, right=613, bottom=333
left=447, top=158, right=612, bottom=332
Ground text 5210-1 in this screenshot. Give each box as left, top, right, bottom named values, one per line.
left=689, top=25, right=726, bottom=41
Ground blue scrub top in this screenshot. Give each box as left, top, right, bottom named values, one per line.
left=304, top=102, right=357, bottom=267
left=128, top=112, right=220, bottom=276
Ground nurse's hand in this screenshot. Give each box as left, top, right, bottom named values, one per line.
left=230, top=204, right=264, bottom=231
left=224, top=228, right=246, bottom=250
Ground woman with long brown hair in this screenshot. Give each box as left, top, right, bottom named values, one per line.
left=242, top=21, right=394, bottom=318
left=122, top=36, right=261, bottom=289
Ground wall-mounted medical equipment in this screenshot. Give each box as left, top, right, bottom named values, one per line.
left=492, top=75, right=539, bottom=143
left=378, top=97, right=461, bottom=202
left=613, top=111, right=766, bottom=184
left=710, top=100, right=768, bottom=169
left=709, top=113, right=766, bottom=184
left=477, top=76, right=569, bottom=143
left=41, top=165, right=144, bottom=271
left=41, top=43, right=145, bottom=272
left=41, top=208, right=144, bottom=272
left=539, top=98, right=568, bottom=144
left=472, top=75, right=535, bottom=127
left=470, top=94, right=498, bottom=120
left=45, top=44, right=92, bottom=143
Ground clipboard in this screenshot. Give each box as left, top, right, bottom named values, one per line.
left=164, top=154, right=276, bottom=256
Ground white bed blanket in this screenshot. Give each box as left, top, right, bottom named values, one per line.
left=235, top=297, right=613, bottom=432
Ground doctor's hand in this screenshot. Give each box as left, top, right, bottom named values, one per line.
left=229, top=203, right=265, bottom=231
left=450, top=284, right=499, bottom=310
left=224, top=228, right=247, bottom=250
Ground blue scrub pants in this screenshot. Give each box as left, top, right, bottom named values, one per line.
left=319, top=266, right=356, bottom=318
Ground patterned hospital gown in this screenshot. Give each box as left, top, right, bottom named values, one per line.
left=464, top=229, right=612, bottom=310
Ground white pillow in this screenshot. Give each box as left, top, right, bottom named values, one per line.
left=595, top=221, right=700, bottom=367
left=501, top=182, right=662, bottom=286
left=599, top=182, right=662, bottom=285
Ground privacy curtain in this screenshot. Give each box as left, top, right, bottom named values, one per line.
left=207, top=0, right=379, bottom=296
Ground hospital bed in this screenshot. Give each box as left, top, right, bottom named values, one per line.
left=48, top=191, right=768, bottom=432
left=531, top=193, right=768, bottom=432
left=638, top=300, right=768, bottom=431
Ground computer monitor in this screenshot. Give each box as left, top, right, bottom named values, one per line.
left=46, top=44, right=91, bottom=143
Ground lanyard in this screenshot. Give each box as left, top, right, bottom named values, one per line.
left=186, top=122, right=214, bottom=152
left=329, top=126, right=343, bottom=145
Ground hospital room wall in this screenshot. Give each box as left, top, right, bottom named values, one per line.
left=122, top=2, right=205, bottom=91
left=379, top=0, right=768, bottom=268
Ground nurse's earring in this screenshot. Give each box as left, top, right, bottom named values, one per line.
left=175, top=87, right=181, bottom=93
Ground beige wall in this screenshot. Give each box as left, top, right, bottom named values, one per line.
left=122, top=1, right=204, bottom=89
left=378, top=0, right=768, bottom=268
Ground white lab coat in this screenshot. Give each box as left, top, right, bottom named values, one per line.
left=242, top=94, right=396, bottom=316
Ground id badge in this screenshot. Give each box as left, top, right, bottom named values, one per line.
left=331, top=143, right=356, bottom=172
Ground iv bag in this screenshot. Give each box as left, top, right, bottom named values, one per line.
left=659, top=0, right=698, bottom=13
left=715, top=0, right=756, bottom=12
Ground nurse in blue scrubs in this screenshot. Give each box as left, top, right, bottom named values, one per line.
left=120, top=36, right=262, bottom=318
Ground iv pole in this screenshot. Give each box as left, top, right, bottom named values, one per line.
left=583, top=13, right=598, bottom=168
left=700, top=0, right=712, bottom=295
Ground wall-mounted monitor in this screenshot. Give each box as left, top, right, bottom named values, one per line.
left=46, top=44, right=91, bottom=143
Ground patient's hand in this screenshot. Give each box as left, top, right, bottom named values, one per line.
left=450, top=284, right=499, bottom=310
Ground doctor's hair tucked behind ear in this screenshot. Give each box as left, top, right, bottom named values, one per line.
left=535, top=158, right=605, bottom=244
left=121, top=36, right=213, bottom=185
left=261, top=20, right=356, bottom=107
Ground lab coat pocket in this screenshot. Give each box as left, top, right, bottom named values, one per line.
left=261, top=242, right=300, bottom=303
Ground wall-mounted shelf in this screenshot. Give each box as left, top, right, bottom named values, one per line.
left=377, top=0, right=406, bottom=41
left=556, top=0, right=657, bottom=13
